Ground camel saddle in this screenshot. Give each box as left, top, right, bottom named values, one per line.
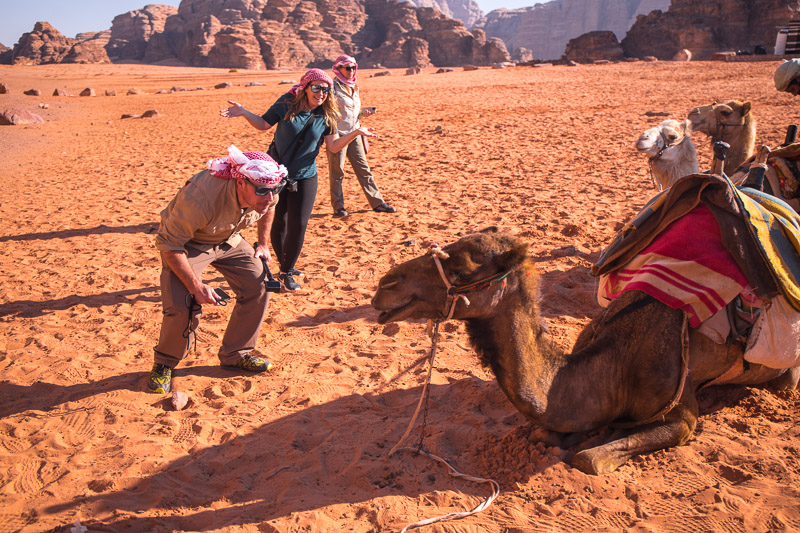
left=593, top=173, right=800, bottom=315
left=730, top=142, right=800, bottom=212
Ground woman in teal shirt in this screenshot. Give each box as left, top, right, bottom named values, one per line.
left=221, top=68, right=376, bottom=290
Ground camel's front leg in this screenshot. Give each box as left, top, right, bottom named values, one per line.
left=570, top=402, right=697, bottom=475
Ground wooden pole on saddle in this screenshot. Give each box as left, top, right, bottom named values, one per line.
left=783, top=124, right=798, bottom=146
left=710, top=141, right=730, bottom=175
left=742, top=145, right=771, bottom=191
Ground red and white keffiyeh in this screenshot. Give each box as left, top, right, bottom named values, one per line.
left=332, top=55, right=357, bottom=88
left=207, top=144, right=288, bottom=185
left=288, top=68, right=335, bottom=96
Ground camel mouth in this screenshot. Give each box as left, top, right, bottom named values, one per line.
left=375, top=298, right=415, bottom=324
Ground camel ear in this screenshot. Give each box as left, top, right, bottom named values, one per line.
left=741, top=101, right=752, bottom=116
left=495, top=242, right=529, bottom=270
left=682, top=119, right=691, bottom=134
left=479, top=226, right=499, bottom=234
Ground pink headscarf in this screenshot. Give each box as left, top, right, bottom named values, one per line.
left=207, top=144, right=288, bottom=185
left=288, top=68, right=334, bottom=96
left=332, top=55, right=357, bottom=88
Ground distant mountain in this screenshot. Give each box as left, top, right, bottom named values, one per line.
left=1, top=0, right=509, bottom=68
left=476, top=0, right=670, bottom=61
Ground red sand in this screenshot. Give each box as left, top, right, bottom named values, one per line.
left=0, top=61, right=798, bottom=532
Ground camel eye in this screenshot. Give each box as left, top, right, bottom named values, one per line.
left=720, top=109, right=731, bottom=117
left=667, top=133, right=677, bottom=142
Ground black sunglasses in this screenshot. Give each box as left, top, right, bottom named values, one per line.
left=340, top=65, right=355, bottom=72
left=309, top=84, right=331, bottom=95
left=245, top=179, right=285, bottom=196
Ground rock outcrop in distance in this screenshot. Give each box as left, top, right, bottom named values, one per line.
left=1, top=22, right=111, bottom=65
left=476, top=0, right=669, bottom=61
left=2, top=0, right=509, bottom=69
left=563, top=31, right=625, bottom=63
left=622, top=0, right=800, bottom=60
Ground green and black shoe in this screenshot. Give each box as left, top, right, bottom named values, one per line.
left=225, top=354, right=272, bottom=373
left=148, top=363, right=172, bottom=393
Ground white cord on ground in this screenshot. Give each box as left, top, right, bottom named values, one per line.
left=395, top=446, right=500, bottom=532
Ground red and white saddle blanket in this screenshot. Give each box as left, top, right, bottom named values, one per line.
left=597, top=204, right=800, bottom=368
left=597, top=204, right=748, bottom=327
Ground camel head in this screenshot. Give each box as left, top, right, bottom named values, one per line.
left=687, top=100, right=752, bottom=137
left=635, top=119, right=692, bottom=160
left=372, top=228, right=531, bottom=324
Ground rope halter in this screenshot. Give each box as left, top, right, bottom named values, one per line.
left=648, top=127, right=688, bottom=191
left=429, top=244, right=511, bottom=320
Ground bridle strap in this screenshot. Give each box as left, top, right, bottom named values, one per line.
left=430, top=248, right=510, bottom=320
left=648, top=129, right=688, bottom=191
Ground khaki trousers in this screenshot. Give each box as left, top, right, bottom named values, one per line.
left=153, top=239, right=269, bottom=367
left=326, top=136, right=384, bottom=211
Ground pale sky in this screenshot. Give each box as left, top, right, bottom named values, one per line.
left=0, top=0, right=545, bottom=48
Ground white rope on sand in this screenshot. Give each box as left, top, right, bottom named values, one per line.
left=388, top=320, right=500, bottom=532
left=394, top=446, right=500, bottom=532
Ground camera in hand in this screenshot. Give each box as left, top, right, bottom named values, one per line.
left=214, top=287, right=231, bottom=302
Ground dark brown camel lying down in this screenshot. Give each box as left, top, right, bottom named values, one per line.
left=371, top=226, right=800, bottom=475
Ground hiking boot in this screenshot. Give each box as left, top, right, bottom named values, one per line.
left=279, top=272, right=301, bottom=291
left=373, top=203, right=396, bottom=213
left=148, top=363, right=172, bottom=393
left=225, top=354, right=272, bottom=373
left=333, top=208, right=348, bottom=217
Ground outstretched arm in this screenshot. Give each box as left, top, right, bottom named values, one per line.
left=220, top=100, right=273, bottom=131
left=325, top=127, right=377, bottom=154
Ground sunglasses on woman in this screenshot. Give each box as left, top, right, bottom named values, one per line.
left=340, top=65, right=355, bottom=72
left=246, top=179, right=286, bottom=196
left=309, top=84, right=331, bottom=95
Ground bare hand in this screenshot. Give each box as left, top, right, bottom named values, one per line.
left=254, top=243, right=272, bottom=265
left=361, top=108, right=375, bottom=118
left=358, top=126, right=378, bottom=139
left=193, top=283, right=223, bottom=306
left=220, top=100, right=246, bottom=118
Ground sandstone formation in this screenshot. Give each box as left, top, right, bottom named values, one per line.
left=106, top=4, right=177, bottom=61
left=1, top=23, right=110, bottom=65
left=477, top=0, right=669, bottom=61
left=359, top=3, right=509, bottom=68
left=622, top=0, right=800, bottom=60
left=563, top=31, right=625, bottom=63
left=405, top=0, right=484, bottom=28
left=7, top=22, right=74, bottom=65
left=4, top=0, right=507, bottom=69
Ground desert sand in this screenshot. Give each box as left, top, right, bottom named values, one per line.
left=0, top=60, right=799, bottom=533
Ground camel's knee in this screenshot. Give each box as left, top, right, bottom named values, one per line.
left=570, top=412, right=696, bottom=475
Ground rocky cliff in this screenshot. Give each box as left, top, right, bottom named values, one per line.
left=5, top=22, right=110, bottom=65
left=405, top=0, right=484, bottom=28
left=106, top=4, right=178, bottom=61
left=478, top=0, right=669, bottom=60
left=127, top=0, right=507, bottom=69
left=2, top=0, right=508, bottom=68
left=622, top=0, right=800, bottom=60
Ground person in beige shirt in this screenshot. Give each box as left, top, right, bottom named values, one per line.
left=149, top=145, right=287, bottom=394
left=326, top=55, right=396, bottom=217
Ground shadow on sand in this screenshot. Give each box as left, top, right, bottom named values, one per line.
left=43, top=377, right=523, bottom=531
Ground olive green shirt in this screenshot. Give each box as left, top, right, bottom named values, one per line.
left=155, top=169, right=277, bottom=253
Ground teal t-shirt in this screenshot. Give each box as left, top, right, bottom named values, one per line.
left=262, top=93, right=336, bottom=180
